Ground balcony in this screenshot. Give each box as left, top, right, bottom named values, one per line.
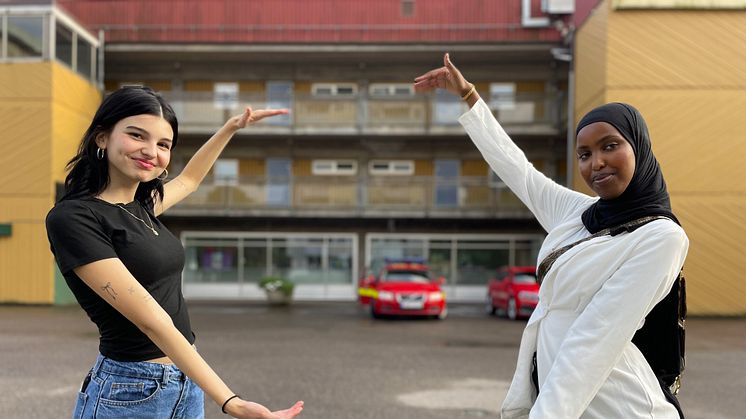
left=160, top=91, right=565, bottom=136
left=167, top=175, right=533, bottom=219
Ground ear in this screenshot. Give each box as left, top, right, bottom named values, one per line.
left=94, top=131, right=108, bottom=149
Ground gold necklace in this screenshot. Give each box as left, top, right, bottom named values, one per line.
left=116, top=203, right=159, bottom=236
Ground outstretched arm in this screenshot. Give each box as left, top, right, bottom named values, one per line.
left=74, top=259, right=303, bottom=419
left=415, top=54, right=592, bottom=231
left=155, top=107, right=289, bottom=216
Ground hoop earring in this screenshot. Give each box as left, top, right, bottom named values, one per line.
left=96, top=147, right=105, bottom=160
left=157, top=169, right=169, bottom=180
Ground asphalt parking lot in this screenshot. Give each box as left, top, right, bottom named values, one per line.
left=1, top=302, right=744, bottom=419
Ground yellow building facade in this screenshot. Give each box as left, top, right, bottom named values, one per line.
left=574, top=0, right=746, bottom=314
left=0, top=6, right=100, bottom=304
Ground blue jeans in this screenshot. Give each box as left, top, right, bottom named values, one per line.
left=73, top=354, right=204, bottom=419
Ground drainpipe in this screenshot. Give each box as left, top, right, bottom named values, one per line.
left=522, top=0, right=550, bottom=27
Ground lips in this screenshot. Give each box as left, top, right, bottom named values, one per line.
left=592, top=172, right=614, bottom=184
left=133, top=158, right=155, bottom=170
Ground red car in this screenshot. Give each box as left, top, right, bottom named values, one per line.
left=358, top=258, right=447, bottom=320
left=487, top=266, right=540, bottom=320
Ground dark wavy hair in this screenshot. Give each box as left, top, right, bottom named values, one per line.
left=60, top=86, right=178, bottom=209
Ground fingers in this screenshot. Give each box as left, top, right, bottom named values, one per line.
left=444, top=52, right=456, bottom=71
left=414, top=67, right=447, bottom=83
left=274, top=401, right=304, bottom=418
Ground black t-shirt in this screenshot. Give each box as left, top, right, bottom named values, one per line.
left=45, top=196, right=195, bottom=361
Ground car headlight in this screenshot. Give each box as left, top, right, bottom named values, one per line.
left=378, top=291, right=395, bottom=301
left=517, top=291, right=539, bottom=302
left=428, top=291, right=444, bottom=302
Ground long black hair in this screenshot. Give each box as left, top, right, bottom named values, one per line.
left=61, top=86, right=179, bottom=209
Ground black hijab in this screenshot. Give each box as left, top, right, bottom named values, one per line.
left=576, top=103, right=679, bottom=233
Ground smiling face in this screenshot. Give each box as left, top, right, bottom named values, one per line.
left=576, top=121, right=636, bottom=200
left=96, top=114, right=174, bottom=185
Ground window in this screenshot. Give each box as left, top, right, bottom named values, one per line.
left=312, top=160, right=358, bottom=175
left=312, top=83, right=358, bottom=97
left=433, top=89, right=465, bottom=125
left=435, top=160, right=459, bottom=207
left=488, top=169, right=506, bottom=188
left=76, top=37, right=93, bottom=79
left=55, top=23, right=73, bottom=68
left=369, top=160, right=414, bottom=176
left=489, top=83, right=516, bottom=110
left=266, top=81, right=293, bottom=126
left=214, top=159, right=239, bottom=186
left=369, top=83, right=414, bottom=98
left=266, top=158, right=292, bottom=206
left=401, top=0, right=415, bottom=17
left=7, top=15, right=44, bottom=58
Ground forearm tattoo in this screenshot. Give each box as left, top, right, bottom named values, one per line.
left=101, top=282, right=118, bottom=300
left=128, top=286, right=135, bottom=295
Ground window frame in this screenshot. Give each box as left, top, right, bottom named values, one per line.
left=368, top=83, right=415, bottom=98
left=311, top=159, right=358, bottom=176
left=311, top=82, right=358, bottom=97
left=368, top=160, right=415, bottom=176
left=2, top=13, right=47, bottom=61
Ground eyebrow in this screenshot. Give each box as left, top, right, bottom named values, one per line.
left=576, top=134, right=622, bottom=151
left=125, top=125, right=173, bottom=143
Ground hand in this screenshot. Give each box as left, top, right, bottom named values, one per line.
left=225, top=398, right=304, bottom=419
left=414, top=53, right=472, bottom=98
left=228, top=106, right=290, bottom=131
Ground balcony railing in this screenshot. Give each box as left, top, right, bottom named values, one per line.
left=168, top=175, right=533, bottom=218
left=160, top=91, right=565, bottom=136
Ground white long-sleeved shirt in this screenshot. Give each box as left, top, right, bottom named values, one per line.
left=459, top=99, right=688, bottom=419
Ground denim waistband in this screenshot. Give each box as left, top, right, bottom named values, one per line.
left=92, top=354, right=185, bottom=385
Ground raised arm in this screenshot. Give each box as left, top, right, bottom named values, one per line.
left=415, top=54, right=593, bottom=231
left=155, top=107, right=289, bottom=216
left=73, top=258, right=303, bottom=419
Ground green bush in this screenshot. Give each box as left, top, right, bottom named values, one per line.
left=259, top=277, right=295, bottom=296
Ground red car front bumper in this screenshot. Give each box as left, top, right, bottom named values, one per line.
left=371, top=299, right=446, bottom=316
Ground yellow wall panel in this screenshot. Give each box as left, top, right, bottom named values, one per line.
left=295, top=81, right=311, bottom=94
left=0, top=222, right=54, bottom=303
left=614, top=0, right=746, bottom=8
left=607, top=11, right=746, bottom=87
left=414, top=160, right=433, bottom=176
left=0, top=102, right=52, bottom=195
left=293, top=159, right=311, bottom=176
left=239, top=81, right=264, bottom=92
left=0, top=62, right=52, bottom=100
left=604, top=89, right=746, bottom=194
left=574, top=0, right=609, bottom=118
left=51, top=63, right=102, bottom=186
left=672, top=195, right=746, bottom=315
left=461, top=160, right=488, bottom=177
left=184, top=80, right=213, bottom=91
left=239, top=159, right=265, bottom=176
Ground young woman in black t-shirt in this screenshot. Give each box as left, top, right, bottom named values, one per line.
left=46, top=87, right=303, bottom=419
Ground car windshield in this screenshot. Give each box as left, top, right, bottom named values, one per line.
left=513, top=273, right=537, bottom=284
left=382, top=270, right=431, bottom=284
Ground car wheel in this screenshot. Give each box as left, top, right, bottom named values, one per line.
left=370, top=302, right=380, bottom=319
left=486, top=295, right=496, bottom=316
left=507, top=297, right=518, bottom=321
left=437, top=307, right=448, bottom=320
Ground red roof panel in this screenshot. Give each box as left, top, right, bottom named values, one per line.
left=57, top=0, right=562, bottom=43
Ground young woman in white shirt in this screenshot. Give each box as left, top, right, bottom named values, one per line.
left=414, top=54, right=688, bottom=419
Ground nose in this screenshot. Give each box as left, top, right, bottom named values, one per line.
left=591, top=153, right=606, bottom=171
left=140, top=142, right=157, bottom=159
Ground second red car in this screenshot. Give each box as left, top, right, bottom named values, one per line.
left=487, top=266, right=539, bottom=320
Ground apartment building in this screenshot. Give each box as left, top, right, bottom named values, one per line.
left=55, top=0, right=572, bottom=302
